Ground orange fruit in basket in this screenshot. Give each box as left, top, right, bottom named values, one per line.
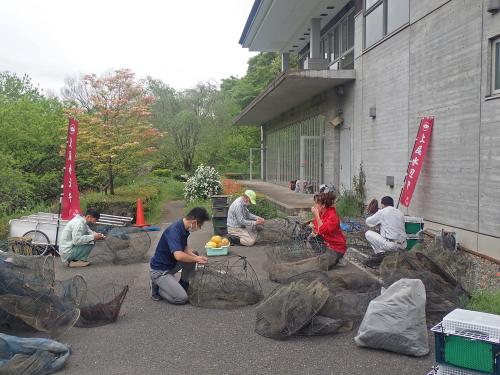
left=206, top=242, right=217, bottom=248
left=210, top=235, right=222, bottom=244
left=221, top=238, right=229, bottom=246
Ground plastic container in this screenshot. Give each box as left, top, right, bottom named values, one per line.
left=211, top=195, right=230, bottom=207
left=404, top=216, right=424, bottom=235
left=437, top=364, right=486, bottom=375
left=434, top=331, right=499, bottom=373
left=406, top=234, right=423, bottom=250
left=212, top=217, right=227, bottom=227
left=212, top=206, right=229, bottom=218
left=206, top=245, right=229, bottom=257
left=213, top=227, right=228, bottom=236
left=443, top=309, right=500, bottom=343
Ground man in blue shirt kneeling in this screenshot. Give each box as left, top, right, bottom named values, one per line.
left=149, top=207, right=210, bottom=304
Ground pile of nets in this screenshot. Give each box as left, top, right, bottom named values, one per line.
left=0, top=252, right=129, bottom=337
left=379, top=239, right=470, bottom=325
left=255, top=271, right=381, bottom=340
left=88, top=226, right=151, bottom=265
left=188, top=255, right=263, bottom=309
left=341, top=217, right=372, bottom=254
left=264, top=226, right=338, bottom=282
left=256, top=217, right=311, bottom=245
left=0, top=333, right=70, bottom=375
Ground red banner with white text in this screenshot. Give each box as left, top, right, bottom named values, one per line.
left=61, top=118, right=81, bottom=220
left=399, top=117, right=434, bottom=208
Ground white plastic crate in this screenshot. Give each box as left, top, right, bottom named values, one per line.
left=437, top=364, right=485, bottom=375
left=442, top=309, right=500, bottom=343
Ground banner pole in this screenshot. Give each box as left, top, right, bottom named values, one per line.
left=55, top=118, right=72, bottom=252
left=397, top=118, right=425, bottom=209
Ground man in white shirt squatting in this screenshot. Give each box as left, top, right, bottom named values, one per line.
left=365, top=196, right=407, bottom=255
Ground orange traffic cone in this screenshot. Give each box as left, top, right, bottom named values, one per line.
left=133, top=198, right=148, bottom=227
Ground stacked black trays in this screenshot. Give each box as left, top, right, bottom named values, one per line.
left=211, top=195, right=230, bottom=236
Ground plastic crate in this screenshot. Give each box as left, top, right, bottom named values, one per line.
left=404, top=216, right=424, bottom=235
left=211, top=195, right=230, bottom=207
left=213, top=227, right=228, bottom=236
left=212, top=206, right=229, bottom=218
left=437, top=364, right=487, bottom=375
left=406, top=234, right=424, bottom=250
left=433, top=323, right=500, bottom=374
left=443, top=309, right=500, bottom=343
left=212, top=217, right=227, bottom=227
left=206, top=245, right=229, bottom=256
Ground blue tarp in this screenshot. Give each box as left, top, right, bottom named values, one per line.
left=0, top=333, right=70, bottom=374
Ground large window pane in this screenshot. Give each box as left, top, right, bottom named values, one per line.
left=333, top=25, right=340, bottom=59
left=387, top=0, right=409, bottom=34
left=495, top=41, right=500, bottom=92
left=365, top=4, right=383, bottom=48
left=366, top=0, right=378, bottom=10
left=347, top=11, right=355, bottom=50
left=341, top=18, right=348, bottom=54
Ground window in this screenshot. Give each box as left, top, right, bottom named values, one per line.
left=365, top=4, right=384, bottom=48
left=364, top=0, right=409, bottom=49
left=321, top=9, right=355, bottom=67
left=493, top=38, right=500, bottom=95
left=387, top=0, right=409, bottom=33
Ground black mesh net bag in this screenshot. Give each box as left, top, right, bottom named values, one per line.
left=255, top=271, right=381, bottom=340
left=265, top=240, right=329, bottom=283
left=256, top=217, right=312, bottom=244
left=188, top=255, right=263, bottom=309
left=255, top=272, right=332, bottom=339
left=75, top=284, right=129, bottom=328
left=0, top=253, right=80, bottom=338
left=379, top=241, right=470, bottom=325
left=0, top=252, right=129, bottom=336
left=89, top=226, right=151, bottom=265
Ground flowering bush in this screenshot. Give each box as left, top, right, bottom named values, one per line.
left=184, top=165, right=222, bottom=201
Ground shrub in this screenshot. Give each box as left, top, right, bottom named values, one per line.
left=249, top=195, right=282, bottom=219
left=151, top=168, right=171, bottom=178
left=336, top=189, right=364, bottom=217
left=467, top=289, right=500, bottom=315
left=184, top=165, right=222, bottom=202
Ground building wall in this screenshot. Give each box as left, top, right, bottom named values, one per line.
left=351, top=0, right=500, bottom=258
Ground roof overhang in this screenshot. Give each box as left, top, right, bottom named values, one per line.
left=233, top=69, right=356, bottom=126
left=240, top=0, right=351, bottom=53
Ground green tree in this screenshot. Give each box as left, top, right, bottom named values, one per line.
left=70, top=69, right=162, bottom=194
left=0, top=72, right=66, bottom=212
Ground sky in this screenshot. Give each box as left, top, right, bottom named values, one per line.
left=0, top=0, right=257, bottom=95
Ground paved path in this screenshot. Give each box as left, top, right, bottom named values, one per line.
left=54, top=201, right=435, bottom=375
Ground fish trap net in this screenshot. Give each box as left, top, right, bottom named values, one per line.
left=188, top=255, right=263, bottom=309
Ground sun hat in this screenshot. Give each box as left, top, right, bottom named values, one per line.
left=244, top=189, right=257, bottom=205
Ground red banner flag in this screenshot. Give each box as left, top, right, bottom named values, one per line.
left=399, top=117, right=434, bottom=208
left=61, top=118, right=81, bottom=220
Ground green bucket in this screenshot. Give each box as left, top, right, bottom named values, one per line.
left=404, top=216, right=424, bottom=235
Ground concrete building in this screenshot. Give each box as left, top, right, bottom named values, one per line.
left=235, top=0, right=500, bottom=260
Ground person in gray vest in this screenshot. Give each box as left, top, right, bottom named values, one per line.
left=59, top=207, right=105, bottom=268
left=365, top=196, right=407, bottom=254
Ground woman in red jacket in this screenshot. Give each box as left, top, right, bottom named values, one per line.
left=309, top=192, right=347, bottom=268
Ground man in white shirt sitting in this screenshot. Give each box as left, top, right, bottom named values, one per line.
left=365, top=196, right=407, bottom=256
